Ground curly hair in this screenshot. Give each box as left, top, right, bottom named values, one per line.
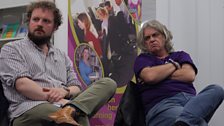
left=26, top=1, right=62, bottom=30
left=137, top=20, right=174, bottom=53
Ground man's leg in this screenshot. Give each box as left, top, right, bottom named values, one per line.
left=175, top=85, right=224, bottom=126
left=69, top=77, right=117, bottom=117
left=146, top=93, right=189, bottom=126
left=13, top=103, right=59, bottom=126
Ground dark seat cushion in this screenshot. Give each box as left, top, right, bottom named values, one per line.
left=114, top=81, right=146, bottom=126
left=0, top=80, right=9, bottom=125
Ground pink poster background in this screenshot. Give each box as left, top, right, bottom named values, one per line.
left=67, top=0, right=141, bottom=125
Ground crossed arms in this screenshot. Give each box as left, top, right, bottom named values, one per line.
left=140, top=63, right=196, bottom=85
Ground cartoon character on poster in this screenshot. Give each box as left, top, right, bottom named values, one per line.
left=128, top=0, right=142, bottom=23
left=68, top=0, right=140, bottom=125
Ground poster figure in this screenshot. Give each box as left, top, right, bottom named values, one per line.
left=76, top=12, right=103, bottom=57
left=68, top=0, right=141, bottom=125
left=75, top=44, right=102, bottom=87
left=71, top=0, right=137, bottom=87
left=127, top=0, right=142, bottom=23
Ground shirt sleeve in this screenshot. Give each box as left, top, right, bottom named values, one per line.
left=134, top=54, right=155, bottom=77
left=64, top=53, right=82, bottom=89
left=0, top=43, right=32, bottom=87
left=174, top=51, right=198, bottom=74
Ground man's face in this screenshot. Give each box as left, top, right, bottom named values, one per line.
left=144, top=27, right=166, bottom=54
left=28, top=8, right=55, bottom=45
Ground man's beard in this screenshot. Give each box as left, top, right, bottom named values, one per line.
left=28, top=32, right=52, bottom=46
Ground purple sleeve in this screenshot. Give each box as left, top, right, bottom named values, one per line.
left=134, top=54, right=155, bottom=77
left=172, top=51, right=198, bottom=74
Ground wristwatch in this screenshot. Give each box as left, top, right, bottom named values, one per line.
left=168, top=58, right=181, bottom=70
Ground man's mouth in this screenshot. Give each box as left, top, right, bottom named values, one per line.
left=35, top=28, right=44, bottom=33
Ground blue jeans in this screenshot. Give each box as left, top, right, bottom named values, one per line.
left=146, top=85, right=224, bottom=126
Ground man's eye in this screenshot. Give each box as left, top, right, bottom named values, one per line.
left=32, top=18, right=39, bottom=22
left=152, top=32, right=160, bottom=37
left=43, top=19, right=51, bottom=23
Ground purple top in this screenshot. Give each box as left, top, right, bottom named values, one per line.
left=134, top=51, right=198, bottom=114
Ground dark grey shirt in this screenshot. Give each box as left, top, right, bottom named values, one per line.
left=0, top=37, right=81, bottom=120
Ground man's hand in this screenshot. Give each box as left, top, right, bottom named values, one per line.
left=42, top=87, right=68, bottom=103
left=169, top=64, right=196, bottom=83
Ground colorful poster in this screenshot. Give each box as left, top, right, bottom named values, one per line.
left=126, top=0, right=142, bottom=23
left=68, top=0, right=141, bottom=125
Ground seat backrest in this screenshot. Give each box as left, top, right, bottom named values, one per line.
left=114, top=81, right=146, bottom=126
left=0, top=80, right=9, bottom=125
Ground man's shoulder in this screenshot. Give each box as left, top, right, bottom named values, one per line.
left=171, top=51, right=191, bottom=57
left=135, top=53, right=156, bottom=63
left=173, top=50, right=188, bottom=54
left=2, top=38, right=28, bottom=51
left=7, top=37, right=29, bottom=45
left=138, top=53, right=154, bottom=58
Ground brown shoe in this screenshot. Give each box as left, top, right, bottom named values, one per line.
left=48, top=106, right=80, bottom=126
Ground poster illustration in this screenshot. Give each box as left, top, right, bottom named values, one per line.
left=68, top=0, right=141, bottom=125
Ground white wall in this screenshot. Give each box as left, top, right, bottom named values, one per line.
left=54, top=0, right=68, bottom=54
left=156, top=0, right=224, bottom=125
left=142, top=0, right=156, bottom=22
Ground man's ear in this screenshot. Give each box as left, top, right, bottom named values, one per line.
left=54, top=26, right=58, bottom=31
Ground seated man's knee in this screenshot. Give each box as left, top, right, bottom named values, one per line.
left=98, top=77, right=117, bottom=93
left=208, top=84, right=224, bottom=99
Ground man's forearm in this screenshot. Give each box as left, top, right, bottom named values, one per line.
left=15, top=77, right=47, bottom=101
left=140, top=63, right=176, bottom=84
left=170, top=64, right=196, bottom=83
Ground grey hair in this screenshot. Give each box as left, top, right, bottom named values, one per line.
left=137, top=20, right=174, bottom=53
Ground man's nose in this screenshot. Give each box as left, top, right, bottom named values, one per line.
left=149, top=36, right=156, bottom=42
left=37, top=20, right=44, bottom=25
